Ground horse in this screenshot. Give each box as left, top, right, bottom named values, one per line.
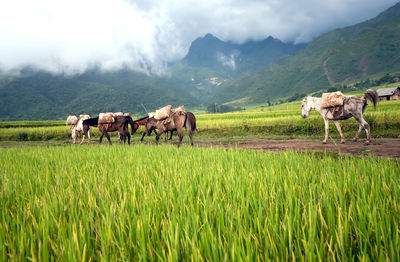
left=131, top=116, right=175, bottom=142
left=98, top=116, right=135, bottom=145
left=145, top=111, right=196, bottom=147
left=82, top=116, right=135, bottom=145
left=71, top=116, right=91, bottom=144
left=301, top=89, right=379, bottom=144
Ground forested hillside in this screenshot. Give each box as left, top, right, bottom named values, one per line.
left=211, top=2, right=400, bottom=104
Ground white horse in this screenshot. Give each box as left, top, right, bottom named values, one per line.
left=301, top=89, right=378, bottom=144
left=71, top=116, right=91, bottom=144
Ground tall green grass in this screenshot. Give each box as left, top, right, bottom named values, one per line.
left=1, top=145, right=399, bottom=260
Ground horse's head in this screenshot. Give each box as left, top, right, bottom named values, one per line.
left=145, top=117, right=158, bottom=136
left=301, top=97, right=313, bottom=118
left=82, top=119, right=90, bottom=134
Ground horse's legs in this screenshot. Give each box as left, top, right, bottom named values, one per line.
left=165, top=133, right=168, bottom=143
left=99, top=133, right=104, bottom=144
left=87, top=130, right=91, bottom=144
left=155, top=131, right=162, bottom=144
left=323, top=119, right=330, bottom=144
left=352, top=124, right=363, bottom=142
left=80, top=134, right=85, bottom=145
left=177, top=128, right=183, bottom=147
left=333, top=120, right=345, bottom=143
left=127, top=132, right=131, bottom=145
left=72, top=129, right=77, bottom=144
left=140, top=132, right=146, bottom=142
left=104, top=132, right=112, bottom=145
left=169, top=130, right=173, bottom=140
left=188, top=130, right=194, bottom=146
left=353, top=114, right=371, bottom=144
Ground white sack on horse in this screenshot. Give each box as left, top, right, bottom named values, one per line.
left=113, top=112, right=124, bottom=116
left=321, top=91, right=344, bottom=109
left=66, top=115, right=79, bottom=125
left=79, top=114, right=91, bottom=119
left=124, top=112, right=132, bottom=117
left=148, top=112, right=156, bottom=118
left=172, top=105, right=185, bottom=113
left=98, top=112, right=115, bottom=124
left=154, top=105, right=172, bottom=120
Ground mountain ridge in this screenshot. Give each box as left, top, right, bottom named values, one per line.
left=1, top=2, right=400, bottom=120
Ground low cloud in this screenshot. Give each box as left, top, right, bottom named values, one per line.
left=0, top=0, right=398, bottom=74
left=217, top=51, right=239, bottom=70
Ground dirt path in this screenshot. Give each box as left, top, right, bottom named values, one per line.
left=195, top=138, right=400, bottom=158
left=2, top=138, right=400, bottom=158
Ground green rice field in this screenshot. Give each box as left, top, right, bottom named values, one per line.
left=1, top=95, right=400, bottom=260
left=1, top=145, right=399, bottom=260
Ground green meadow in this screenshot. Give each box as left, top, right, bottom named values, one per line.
left=1, top=145, right=399, bottom=260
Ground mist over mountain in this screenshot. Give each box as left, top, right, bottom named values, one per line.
left=1, top=2, right=400, bottom=120
left=169, top=34, right=305, bottom=100
left=210, top=1, right=400, bottom=104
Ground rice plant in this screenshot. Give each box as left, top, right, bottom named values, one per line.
left=1, top=145, right=399, bottom=260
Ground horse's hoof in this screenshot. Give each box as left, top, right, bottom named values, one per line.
left=322, top=141, right=327, bottom=144
left=365, top=141, right=370, bottom=145
left=341, top=141, right=345, bottom=144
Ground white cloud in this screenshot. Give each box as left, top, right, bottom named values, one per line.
left=0, top=0, right=398, bottom=74
left=217, top=51, right=239, bottom=70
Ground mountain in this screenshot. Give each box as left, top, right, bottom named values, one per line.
left=211, top=2, right=400, bottom=104
left=0, top=69, right=198, bottom=121
left=169, top=34, right=305, bottom=99
left=1, top=2, right=400, bottom=120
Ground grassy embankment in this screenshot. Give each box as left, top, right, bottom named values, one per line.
left=0, top=99, right=399, bottom=144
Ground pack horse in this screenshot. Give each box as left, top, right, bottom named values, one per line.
left=301, top=89, right=379, bottom=144
left=66, top=114, right=91, bottom=144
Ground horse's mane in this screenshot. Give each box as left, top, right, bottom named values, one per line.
left=134, top=115, right=149, bottom=122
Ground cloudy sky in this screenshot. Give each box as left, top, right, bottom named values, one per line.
left=0, top=0, right=398, bottom=74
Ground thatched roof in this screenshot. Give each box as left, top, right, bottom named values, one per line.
left=377, top=87, right=400, bottom=97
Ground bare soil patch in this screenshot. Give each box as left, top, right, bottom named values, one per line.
left=195, top=138, right=400, bottom=158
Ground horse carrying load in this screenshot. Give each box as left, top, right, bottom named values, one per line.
left=98, top=112, right=116, bottom=124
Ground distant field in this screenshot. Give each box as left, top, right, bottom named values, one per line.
left=1, top=99, right=399, bottom=142
left=1, top=145, right=399, bottom=260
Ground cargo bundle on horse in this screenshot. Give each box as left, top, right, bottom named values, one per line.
left=66, top=114, right=91, bottom=144
left=301, top=89, right=379, bottom=144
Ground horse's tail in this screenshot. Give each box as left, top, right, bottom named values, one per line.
left=126, top=116, right=135, bottom=134
left=364, top=89, right=379, bottom=109
left=185, top=112, right=196, bottom=132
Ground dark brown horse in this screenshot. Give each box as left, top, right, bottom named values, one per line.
left=83, top=116, right=135, bottom=145
left=145, top=111, right=196, bottom=147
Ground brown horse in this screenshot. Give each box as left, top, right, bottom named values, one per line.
left=145, top=111, right=196, bottom=147
left=82, top=116, right=135, bottom=145
left=99, top=116, right=135, bottom=145
left=131, top=116, right=174, bottom=142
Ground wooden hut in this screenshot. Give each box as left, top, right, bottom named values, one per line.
left=376, top=87, right=400, bottom=101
